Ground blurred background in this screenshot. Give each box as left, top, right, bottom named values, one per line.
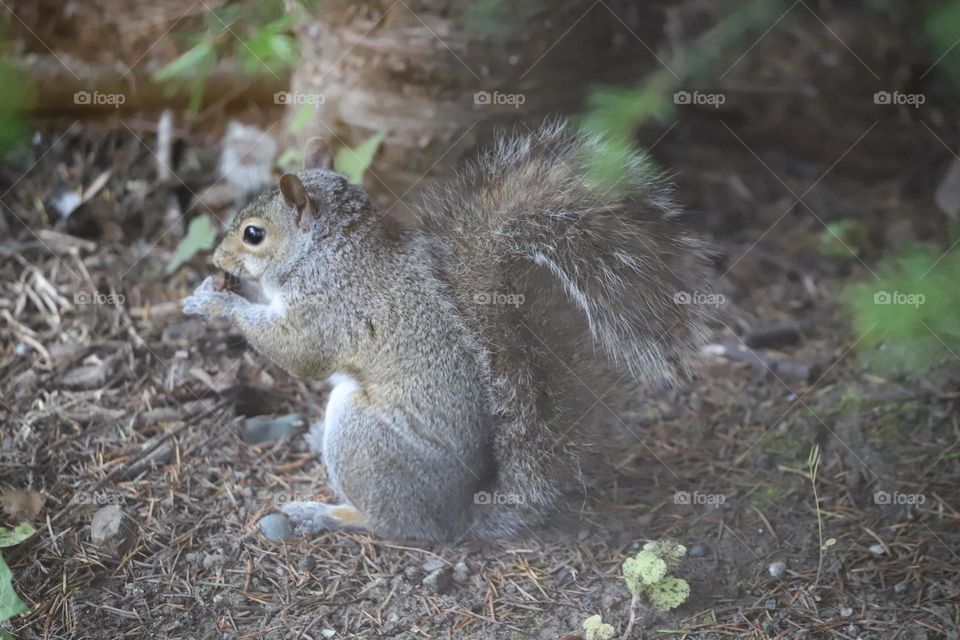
left=1, top=1, right=959, bottom=638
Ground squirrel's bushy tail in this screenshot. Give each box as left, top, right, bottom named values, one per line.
left=417, top=121, right=714, bottom=537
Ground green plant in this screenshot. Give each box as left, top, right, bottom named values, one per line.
left=334, top=131, right=386, bottom=185
left=152, top=0, right=301, bottom=114
left=582, top=614, right=615, bottom=640
left=926, top=0, right=960, bottom=81
left=0, top=522, right=35, bottom=638
left=807, top=445, right=836, bottom=584
left=619, top=541, right=690, bottom=638
left=166, top=213, right=217, bottom=274
left=847, top=245, right=960, bottom=374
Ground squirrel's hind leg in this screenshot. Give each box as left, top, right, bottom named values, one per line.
left=280, top=502, right=367, bottom=535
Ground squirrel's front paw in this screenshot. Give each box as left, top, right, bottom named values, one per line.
left=182, top=276, right=239, bottom=319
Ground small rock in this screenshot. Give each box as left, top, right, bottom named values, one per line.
left=422, top=565, right=453, bottom=594
left=90, top=505, right=130, bottom=551
left=768, top=561, right=786, bottom=577
left=554, top=568, right=574, bottom=587
left=259, top=513, right=295, bottom=541
left=241, top=414, right=305, bottom=445
left=320, top=629, right=336, bottom=639
left=764, top=598, right=777, bottom=609
left=841, top=607, right=853, bottom=617
left=868, top=544, right=886, bottom=556
left=688, top=543, right=708, bottom=558
left=452, top=561, right=469, bottom=583
left=62, top=363, right=110, bottom=389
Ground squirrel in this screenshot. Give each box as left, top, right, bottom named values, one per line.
left=182, top=121, right=714, bottom=542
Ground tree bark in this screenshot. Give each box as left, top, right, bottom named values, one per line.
left=287, top=0, right=667, bottom=206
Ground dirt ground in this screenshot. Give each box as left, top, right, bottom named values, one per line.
left=3, top=6, right=960, bottom=640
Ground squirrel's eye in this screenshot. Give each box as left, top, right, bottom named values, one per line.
left=243, top=225, right=265, bottom=245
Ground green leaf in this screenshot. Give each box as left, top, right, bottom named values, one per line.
left=648, top=576, right=690, bottom=612
left=165, top=214, right=217, bottom=274
left=288, top=102, right=315, bottom=134
left=0, top=523, right=34, bottom=549
left=819, top=218, right=868, bottom=258
left=334, top=131, right=386, bottom=185
left=153, top=40, right=218, bottom=84
left=0, top=552, right=27, bottom=624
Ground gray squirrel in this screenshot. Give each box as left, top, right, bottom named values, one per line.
left=182, top=121, right=714, bottom=541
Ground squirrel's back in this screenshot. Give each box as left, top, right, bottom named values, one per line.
left=416, top=121, right=714, bottom=535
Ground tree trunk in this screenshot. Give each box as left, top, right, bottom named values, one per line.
left=287, top=0, right=667, bottom=207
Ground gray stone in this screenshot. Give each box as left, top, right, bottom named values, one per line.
left=768, top=561, right=786, bottom=578
left=688, top=543, right=708, bottom=557
left=259, top=513, right=295, bottom=541
left=90, top=505, right=128, bottom=550
left=453, top=561, right=469, bottom=583
left=242, top=414, right=305, bottom=445
left=868, top=544, right=886, bottom=556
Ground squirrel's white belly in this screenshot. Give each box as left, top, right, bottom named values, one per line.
left=323, top=373, right=361, bottom=495
left=323, top=374, right=360, bottom=444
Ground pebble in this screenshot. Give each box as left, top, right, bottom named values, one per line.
left=241, top=414, right=305, bottom=445
left=453, top=561, right=469, bottom=583
left=868, top=544, right=886, bottom=556
left=841, top=607, right=853, bottom=617
left=688, top=543, right=708, bottom=557
left=321, top=629, right=336, bottom=639
left=90, top=505, right=126, bottom=547
left=259, top=513, right=295, bottom=541
left=768, top=561, right=786, bottom=577
left=764, top=598, right=777, bottom=609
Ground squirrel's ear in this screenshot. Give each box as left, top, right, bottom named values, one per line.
left=279, top=173, right=313, bottom=230
left=303, top=137, right=332, bottom=171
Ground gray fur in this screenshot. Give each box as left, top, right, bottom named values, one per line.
left=183, top=121, right=714, bottom=541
